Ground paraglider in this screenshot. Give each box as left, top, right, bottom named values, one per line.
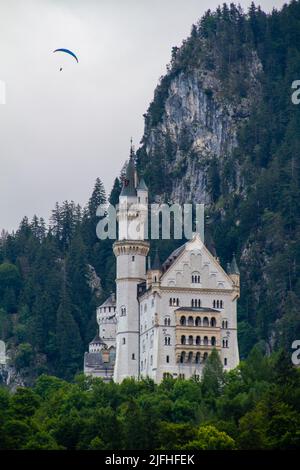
left=53, top=48, right=79, bottom=71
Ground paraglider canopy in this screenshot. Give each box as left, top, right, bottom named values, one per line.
left=53, top=48, right=79, bottom=63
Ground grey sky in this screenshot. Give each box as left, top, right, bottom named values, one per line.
left=0, top=0, right=286, bottom=232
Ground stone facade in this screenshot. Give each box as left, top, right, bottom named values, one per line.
left=84, top=155, right=240, bottom=383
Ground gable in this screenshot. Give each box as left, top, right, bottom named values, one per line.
left=160, top=234, right=233, bottom=290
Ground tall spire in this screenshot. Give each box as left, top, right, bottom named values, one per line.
left=152, top=247, right=161, bottom=270
left=120, top=140, right=137, bottom=197
left=230, top=253, right=240, bottom=275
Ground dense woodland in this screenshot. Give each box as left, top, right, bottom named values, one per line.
left=0, top=1, right=300, bottom=450
left=0, top=349, right=299, bottom=450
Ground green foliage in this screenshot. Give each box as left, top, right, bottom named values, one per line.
left=0, top=350, right=299, bottom=450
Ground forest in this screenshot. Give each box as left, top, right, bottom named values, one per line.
left=0, top=348, right=299, bottom=450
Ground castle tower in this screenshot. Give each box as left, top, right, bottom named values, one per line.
left=113, top=147, right=150, bottom=382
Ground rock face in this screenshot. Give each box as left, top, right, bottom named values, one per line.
left=137, top=47, right=262, bottom=205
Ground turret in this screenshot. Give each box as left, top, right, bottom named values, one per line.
left=229, top=253, right=240, bottom=291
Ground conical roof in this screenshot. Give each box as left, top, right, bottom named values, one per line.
left=120, top=155, right=137, bottom=197
left=137, top=177, right=148, bottom=191
left=152, top=248, right=161, bottom=270
left=230, top=253, right=240, bottom=275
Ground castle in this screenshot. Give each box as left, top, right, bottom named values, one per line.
left=84, top=152, right=240, bottom=383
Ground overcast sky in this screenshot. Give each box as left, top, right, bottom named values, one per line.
left=0, top=0, right=286, bottom=232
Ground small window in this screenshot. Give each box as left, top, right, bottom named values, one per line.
left=224, top=358, right=227, bottom=366
left=132, top=256, right=135, bottom=262
left=132, top=353, right=135, bottom=360
left=122, top=338, right=126, bottom=345
left=150, top=355, right=153, bottom=365
left=166, top=355, right=169, bottom=363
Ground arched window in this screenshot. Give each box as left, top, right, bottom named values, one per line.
left=198, top=299, right=201, bottom=307
left=180, top=316, right=186, bottom=326
left=204, top=336, right=208, bottom=346
left=222, top=320, right=225, bottom=329
left=169, top=298, right=172, bottom=306
left=213, top=300, right=216, bottom=308
left=188, top=335, right=193, bottom=345
left=211, top=317, right=216, bottom=327
left=188, top=352, right=193, bottom=362
left=195, top=352, right=200, bottom=364
left=226, top=339, right=228, bottom=348
left=225, top=320, right=228, bottom=328
left=203, top=352, right=208, bottom=361
left=181, top=335, right=186, bottom=345
left=188, top=316, right=194, bottom=326
left=216, top=300, right=219, bottom=308
left=220, top=300, right=223, bottom=308
left=168, top=337, right=171, bottom=345
left=120, top=306, right=126, bottom=316
left=224, top=358, right=227, bottom=366
left=211, top=336, right=216, bottom=346
left=191, top=299, right=194, bottom=307
left=195, top=317, right=201, bottom=327
left=203, top=317, right=209, bottom=327
left=180, top=351, right=186, bottom=363
left=192, top=272, right=200, bottom=284
left=222, top=339, right=225, bottom=348
left=196, top=336, right=201, bottom=345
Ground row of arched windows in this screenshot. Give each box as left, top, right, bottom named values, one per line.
left=169, top=298, right=180, bottom=306
left=213, top=300, right=224, bottom=309
left=181, top=335, right=216, bottom=346
left=191, top=299, right=201, bottom=307
left=180, top=315, right=216, bottom=327
left=191, top=274, right=201, bottom=283
left=179, top=351, right=208, bottom=364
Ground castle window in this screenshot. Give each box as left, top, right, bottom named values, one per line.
left=216, top=300, right=219, bottom=308
left=203, top=336, right=208, bottom=346
left=192, top=272, right=200, bottom=283
left=197, top=299, right=201, bottom=307
left=213, top=300, right=216, bottom=308
left=180, top=352, right=185, bottom=364
left=132, top=353, right=135, bottom=360
left=180, top=316, right=186, bottom=326
left=150, top=355, right=153, bottom=365
left=179, top=373, right=185, bottom=379
left=181, top=335, right=186, bottom=345
left=211, top=317, right=216, bottom=327
left=132, top=256, right=135, bottom=262
left=188, top=316, right=194, bottom=326
left=224, top=358, right=227, bottom=366
left=176, top=298, right=179, bottom=306
left=120, top=306, right=126, bottom=316
left=195, top=352, right=200, bottom=364
left=164, top=316, right=171, bottom=326
left=220, top=300, right=224, bottom=308
left=203, top=317, right=209, bottom=327
left=195, top=317, right=201, bottom=327
left=203, top=352, right=208, bottom=361
left=188, top=351, right=193, bottom=362
left=191, top=299, right=194, bottom=307
left=188, top=335, right=193, bottom=345
left=122, top=338, right=126, bottom=345
left=169, top=298, right=172, bottom=306
left=196, top=336, right=201, bottom=345
left=211, top=336, right=216, bottom=346
left=165, top=336, right=171, bottom=346
left=166, top=355, right=169, bottom=363
left=226, top=339, right=229, bottom=348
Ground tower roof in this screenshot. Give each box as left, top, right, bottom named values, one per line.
left=152, top=248, right=161, bottom=270
left=120, top=142, right=137, bottom=197
left=137, top=177, right=148, bottom=191
left=230, top=253, right=240, bottom=275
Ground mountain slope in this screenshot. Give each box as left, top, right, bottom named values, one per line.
left=136, top=1, right=300, bottom=357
